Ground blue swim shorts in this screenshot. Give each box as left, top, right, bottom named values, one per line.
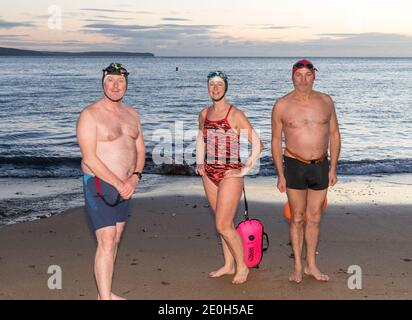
left=83, top=174, right=130, bottom=231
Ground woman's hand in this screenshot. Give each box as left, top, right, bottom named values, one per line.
left=223, top=165, right=251, bottom=179
left=196, top=164, right=205, bottom=176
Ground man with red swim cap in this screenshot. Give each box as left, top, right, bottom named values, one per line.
left=271, top=59, right=341, bottom=283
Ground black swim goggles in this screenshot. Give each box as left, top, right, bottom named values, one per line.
left=102, top=62, right=130, bottom=77
left=293, top=62, right=318, bottom=71
left=207, top=70, right=228, bottom=81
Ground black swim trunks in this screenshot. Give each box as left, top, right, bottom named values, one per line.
left=284, top=155, right=329, bottom=190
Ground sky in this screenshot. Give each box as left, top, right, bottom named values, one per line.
left=1, top=0, right=412, bottom=56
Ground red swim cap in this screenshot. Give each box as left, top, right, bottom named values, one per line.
left=292, top=59, right=318, bottom=76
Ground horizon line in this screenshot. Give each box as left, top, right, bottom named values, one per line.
left=1, top=47, right=412, bottom=59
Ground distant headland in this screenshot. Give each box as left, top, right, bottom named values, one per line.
left=0, top=47, right=155, bottom=57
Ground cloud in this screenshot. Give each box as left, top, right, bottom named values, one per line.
left=79, top=18, right=412, bottom=56
left=0, top=34, right=27, bottom=38
left=243, top=24, right=310, bottom=30
left=264, top=26, right=310, bottom=30
left=84, top=23, right=155, bottom=30
left=301, top=32, right=412, bottom=56
left=162, top=18, right=191, bottom=22
left=82, top=22, right=220, bottom=41
left=136, top=31, right=412, bottom=57
left=80, top=8, right=132, bottom=13
left=5, top=15, right=412, bottom=57
left=80, top=8, right=152, bottom=14
left=84, top=15, right=136, bottom=21
left=317, top=33, right=361, bottom=37
left=0, top=19, right=34, bottom=29
left=0, top=39, right=102, bottom=51
left=83, top=23, right=157, bottom=38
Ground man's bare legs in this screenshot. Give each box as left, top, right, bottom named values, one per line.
left=96, top=222, right=126, bottom=300
left=95, top=226, right=116, bottom=300
left=202, top=175, right=249, bottom=284
left=304, top=189, right=329, bottom=281
left=286, top=188, right=307, bottom=283
left=113, top=222, right=125, bottom=263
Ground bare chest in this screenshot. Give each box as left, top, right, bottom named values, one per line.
left=283, top=103, right=330, bottom=129
left=96, top=113, right=139, bottom=142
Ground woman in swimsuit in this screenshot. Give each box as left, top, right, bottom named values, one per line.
left=196, top=71, right=263, bottom=284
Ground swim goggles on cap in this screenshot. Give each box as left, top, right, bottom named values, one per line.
left=207, top=70, right=228, bottom=81
left=102, top=63, right=129, bottom=92
left=102, top=63, right=130, bottom=77
left=293, top=61, right=318, bottom=71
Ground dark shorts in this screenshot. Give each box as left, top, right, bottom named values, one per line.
left=83, top=174, right=130, bottom=231
left=284, top=155, right=329, bottom=190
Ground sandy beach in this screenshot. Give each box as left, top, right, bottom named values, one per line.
left=0, top=175, right=411, bottom=300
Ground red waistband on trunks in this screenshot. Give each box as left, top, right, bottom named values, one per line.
left=284, top=148, right=327, bottom=164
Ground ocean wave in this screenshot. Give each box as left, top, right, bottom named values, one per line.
left=257, top=157, right=412, bottom=176
left=336, top=159, right=412, bottom=175
left=0, top=156, right=411, bottom=178
left=0, top=156, right=81, bottom=166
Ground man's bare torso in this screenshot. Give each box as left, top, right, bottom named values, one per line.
left=82, top=100, right=139, bottom=180
left=280, top=91, right=332, bottom=160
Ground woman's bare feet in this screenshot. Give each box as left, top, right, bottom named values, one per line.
left=209, top=264, right=235, bottom=278
left=97, top=292, right=126, bottom=300
left=289, top=268, right=303, bottom=283
left=304, top=265, right=329, bottom=281
left=231, top=266, right=249, bottom=285
left=110, top=293, right=126, bottom=300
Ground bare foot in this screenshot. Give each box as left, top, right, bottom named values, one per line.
left=304, top=265, right=329, bottom=282
left=289, top=269, right=303, bottom=283
left=209, top=265, right=235, bottom=278
left=232, top=267, right=249, bottom=285
left=97, top=292, right=127, bottom=300
left=110, top=293, right=126, bottom=300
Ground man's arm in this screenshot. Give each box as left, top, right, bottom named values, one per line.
left=134, top=114, right=146, bottom=174
left=271, top=100, right=286, bottom=193
left=328, top=98, right=341, bottom=186
left=76, top=108, right=125, bottom=192
left=129, top=111, right=146, bottom=175
left=124, top=110, right=146, bottom=198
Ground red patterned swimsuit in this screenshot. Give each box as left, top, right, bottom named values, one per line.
left=203, top=105, right=243, bottom=185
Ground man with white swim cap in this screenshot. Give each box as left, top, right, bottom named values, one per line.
left=271, top=59, right=341, bottom=283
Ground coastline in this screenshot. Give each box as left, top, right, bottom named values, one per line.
left=0, top=174, right=412, bottom=229
left=1, top=173, right=411, bottom=227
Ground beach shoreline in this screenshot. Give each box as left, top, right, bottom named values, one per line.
left=0, top=174, right=411, bottom=300
left=1, top=173, right=411, bottom=227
